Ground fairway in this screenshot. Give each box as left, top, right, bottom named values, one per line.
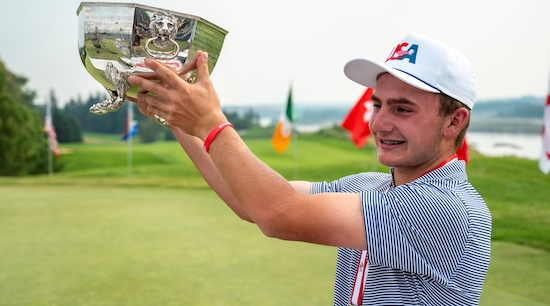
left=1, top=136, right=549, bottom=305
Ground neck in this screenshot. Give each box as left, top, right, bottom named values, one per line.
left=392, top=153, right=457, bottom=186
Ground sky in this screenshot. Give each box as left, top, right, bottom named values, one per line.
left=1, top=0, right=549, bottom=108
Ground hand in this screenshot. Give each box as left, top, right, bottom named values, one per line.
left=128, top=50, right=227, bottom=140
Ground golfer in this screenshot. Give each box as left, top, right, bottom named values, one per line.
left=128, top=32, right=492, bottom=305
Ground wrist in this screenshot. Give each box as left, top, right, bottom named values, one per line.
left=203, top=121, right=234, bottom=153
left=196, top=113, right=228, bottom=140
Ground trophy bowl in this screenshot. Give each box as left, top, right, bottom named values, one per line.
left=77, top=2, right=228, bottom=117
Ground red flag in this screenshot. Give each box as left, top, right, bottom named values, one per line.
left=456, top=138, right=469, bottom=164
left=342, top=88, right=374, bottom=148
left=44, top=106, right=60, bottom=157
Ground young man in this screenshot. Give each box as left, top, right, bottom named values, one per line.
left=128, top=33, right=492, bottom=305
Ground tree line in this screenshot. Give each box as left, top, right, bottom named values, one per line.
left=0, top=59, right=261, bottom=176
left=62, top=92, right=261, bottom=142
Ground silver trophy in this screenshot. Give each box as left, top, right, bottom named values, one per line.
left=77, top=2, right=228, bottom=123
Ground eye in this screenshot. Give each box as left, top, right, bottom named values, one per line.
left=396, top=107, right=412, bottom=113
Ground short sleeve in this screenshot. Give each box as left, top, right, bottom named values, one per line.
left=311, top=172, right=391, bottom=195
left=311, top=180, right=340, bottom=194
left=362, top=183, right=470, bottom=284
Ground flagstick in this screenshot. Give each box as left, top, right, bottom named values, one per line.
left=127, top=102, right=133, bottom=178
left=292, top=123, right=299, bottom=179
left=48, top=141, right=53, bottom=176
left=46, top=100, right=53, bottom=176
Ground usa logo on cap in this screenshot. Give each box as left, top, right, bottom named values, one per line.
left=386, top=42, right=418, bottom=64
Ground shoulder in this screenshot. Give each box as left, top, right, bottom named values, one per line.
left=311, top=172, right=391, bottom=194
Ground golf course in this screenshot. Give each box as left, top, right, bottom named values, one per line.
left=1, top=133, right=549, bottom=305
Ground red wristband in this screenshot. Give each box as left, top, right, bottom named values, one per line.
left=203, top=121, right=233, bottom=153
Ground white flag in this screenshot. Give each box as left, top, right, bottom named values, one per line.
left=539, top=71, right=550, bottom=174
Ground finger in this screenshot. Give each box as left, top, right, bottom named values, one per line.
left=127, top=98, right=149, bottom=115
left=135, top=100, right=153, bottom=117
left=136, top=91, right=168, bottom=115
left=128, top=74, right=168, bottom=97
left=195, top=51, right=211, bottom=85
left=128, top=98, right=150, bottom=117
left=133, top=71, right=161, bottom=80
left=179, top=50, right=206, bottom=76
left=139, top=106, right=151, bottom=117
left=143, top=58, right=181, bottom=89
left=126, top=96, right=138, bottom=103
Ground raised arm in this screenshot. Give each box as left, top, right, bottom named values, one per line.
left=167, top=128, right=311, bottom=221
left=128, top=108, right=312, bottom=222
left=128, top=51, right=366, bottom=249
left=170, top=127, right=252, bottom=221
left=172, top=126, right=313, bottom=222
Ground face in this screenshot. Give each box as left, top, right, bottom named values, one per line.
left=370, top=74, right=448, bottom=176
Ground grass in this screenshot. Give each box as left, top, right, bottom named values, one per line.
left=481, top=241, right=550, bottom=306
left=467, top=155, right=550, bottom=251
left=1, top=134, right=549, bottom=305
left=0, top=187, right=335, bottom=306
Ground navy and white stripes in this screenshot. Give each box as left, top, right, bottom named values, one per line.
left=311, top=160, right=492, bottom=306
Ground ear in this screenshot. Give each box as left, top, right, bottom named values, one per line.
left=442, top=108, right=469, bottom=140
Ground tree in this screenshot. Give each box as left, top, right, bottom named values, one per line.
left=2, top=69, right=35, bottom=107
left=66, top=92, right=129, bottom=134
left=223, top=108, right=260, bottom=130
left=0, top=61, right=62, bottom=175
left=138, top=119, right=165, bottom=143
left=46, top=90, right=83, bottom=143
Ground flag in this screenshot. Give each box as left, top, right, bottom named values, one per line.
left=342, top=88, right=374, bottom=148
left=122, top=106, right=138, bottom=141
left=539, top=72, right=550, bottom=174
left=272, top=85, right=294, bottom=154
left=456, top=138, right=469, bottom=164
left=44, top=104, right=60, bottom=157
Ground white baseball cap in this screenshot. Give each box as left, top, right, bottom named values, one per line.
left=344, top=33, right=477, bottom=109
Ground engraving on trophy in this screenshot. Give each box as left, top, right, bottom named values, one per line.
left=77, top=2, right=227, bottom=120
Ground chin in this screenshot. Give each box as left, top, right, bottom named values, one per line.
left=376, top=154, right=398, bottom=168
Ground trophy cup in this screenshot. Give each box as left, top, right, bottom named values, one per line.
left=76, top=2, right=228, bottom=124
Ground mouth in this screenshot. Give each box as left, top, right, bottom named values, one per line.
left=379, top=139, right=405, bottom=146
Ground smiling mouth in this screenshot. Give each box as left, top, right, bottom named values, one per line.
left=380, top=140, right=405, bottom=145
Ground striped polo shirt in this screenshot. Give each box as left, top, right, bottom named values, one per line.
left=311, top=160, right=492, bottom=306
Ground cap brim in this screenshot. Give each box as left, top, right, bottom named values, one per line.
left=343, top=59, right=440, bottom=94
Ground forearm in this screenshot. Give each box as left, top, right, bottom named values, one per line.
left=202, top=127, right=365, bottom=248
left=206, top=127, right=310, bottom=239
left=171, top=127, right=253, bottom=222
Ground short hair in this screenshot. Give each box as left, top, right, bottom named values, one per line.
left=438, top=94, right=470, bottom=150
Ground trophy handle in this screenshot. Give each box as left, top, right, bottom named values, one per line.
left=89, top=62, right=130, bottom=115
left=144, top=37, right=180, bottom=60
left=144, top=11, right=181, bottom=60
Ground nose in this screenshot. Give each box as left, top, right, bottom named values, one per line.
left=370, top=107, right=392, bottom=133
